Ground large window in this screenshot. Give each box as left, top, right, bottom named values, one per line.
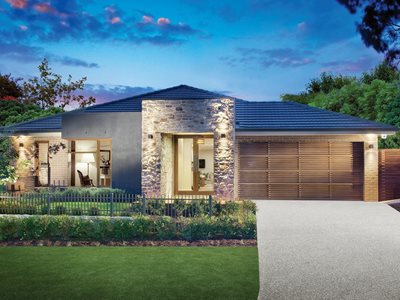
left=175, top=135, right=214, bottom=194
left=69, top=140, right=112, bottom=187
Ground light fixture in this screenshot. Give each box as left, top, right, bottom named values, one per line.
left=19, top=143, right=24, bottom=148
left=148, top=134, right=153, bottom=139
left=81, top=153, right=95, bottom=176
left=368, top=144, right=374, bottom=149
left=220, top=133, right=226, bottom=139
left=381, top=134, right=387, bottom=139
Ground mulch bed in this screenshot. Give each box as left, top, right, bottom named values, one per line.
left=0, top=239, right=257, bottom=247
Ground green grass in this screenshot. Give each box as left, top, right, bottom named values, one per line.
left=0, top=247, right=259, bottom=300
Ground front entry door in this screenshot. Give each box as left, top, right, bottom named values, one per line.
left=174, top=135, right=214, bottom=194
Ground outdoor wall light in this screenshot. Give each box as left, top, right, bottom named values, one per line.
left=148, top=134, right=153, bottom=139
left=220, top=133, right=226, bottom=139
left=381, top=134, right=387, bottom=139
left=19, top=143, right=24, bottom=148
left=368, top=144, right=374, bottom=149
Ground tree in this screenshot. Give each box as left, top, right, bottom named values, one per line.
left=338, top=0, right=400, bottom=66
left=0, top=74, right=22, bottom=100
left=0, top=137, right=19, bottom=186
left=22, top=59, right=96, bottom=109
left=361, top=61, right=400, bottom=83
left=281, top=62, right=400, bottom=148
left=0, top=101, right=62, bottom=127
left=281, top=72, right=355, bottom=104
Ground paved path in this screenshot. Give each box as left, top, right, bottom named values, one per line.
left=256, top=201, right=400, bottom=300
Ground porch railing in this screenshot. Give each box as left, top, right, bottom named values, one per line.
left=0, top=193, right=214, bottom=218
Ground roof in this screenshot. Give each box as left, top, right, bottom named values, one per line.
left=0, top=85, right=397, bottom=134
left=0, top=114, right=62, bottom=134
left=235, top=101, right=398, bottom=132
left=85, top=84, right=231, bottom=113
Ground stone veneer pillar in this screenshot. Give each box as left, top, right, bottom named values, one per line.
left=141, top=98, right=235, bottom=198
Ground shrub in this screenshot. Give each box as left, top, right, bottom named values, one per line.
left=0, top=214, right=256, bottom=242
left=24, top=205, right=37, bottom=215
left=54, top=205, right=68, bottom=215
left=154, top=216, right=176, bottom=240
left=88, top=207, right=99, bottom=216
left=41, top=206, right=50, bottom=215
left=71, top=208, right=83, bottom=216
left=146, top=199, right=165, bottom=216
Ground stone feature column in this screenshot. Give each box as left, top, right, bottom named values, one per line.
left=141, top=98, right=236, bottom=199
left=208, top=99, right=235, bottom=199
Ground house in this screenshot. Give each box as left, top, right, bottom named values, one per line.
left=1, top=85, right=397, bottom=201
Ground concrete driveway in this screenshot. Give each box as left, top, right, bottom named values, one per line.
left=256, top=200, right=400, bottom=300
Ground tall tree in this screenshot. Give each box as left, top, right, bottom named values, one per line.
left=0, top=74, right=22, bottom=100
left=338, top=0, right=400, bottom=66
left=22, top=59, right=96, bottom=109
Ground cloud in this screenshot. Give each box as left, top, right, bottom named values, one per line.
left=33, top=2, right=57, bottom=14
left=221, top=47, right=315, bottom=69
left=6, top=0, right=27, bottom=9
left=82, top=84, right=155, bottom=104
left=57, top=56, right=99, bottom=68
left=0, top=42, right=99, bottom=68
left=1, top=1, right=207, bottom=46
left=321, top=56, right=378, bottom=73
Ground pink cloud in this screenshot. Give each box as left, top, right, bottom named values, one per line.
left=142, top=15, right=154, bottom=23
left=297, top=21, right=307, bottom=31
left=34, top=3, right=56, bottom=14
left=105, top=6, right=116, bottom=14
left=19, top=25, right=28, bottom=31
left=6, top=0, right=27, bottom=9
left=157, top=17, right=171, bottom=26
left=110, top=16, right=121, bottom=24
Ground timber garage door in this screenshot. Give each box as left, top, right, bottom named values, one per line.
left=239, top=141, right=364, bottom=200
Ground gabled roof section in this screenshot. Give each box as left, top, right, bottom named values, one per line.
left=85, top=84, right=231, bottom=113
left=140, top=84, right=232, bottom=100
left=0, top=114, right=62, bottom=134
left=235, top=101, right=398, bottom=132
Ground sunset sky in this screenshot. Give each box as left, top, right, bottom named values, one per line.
left=0, top=0, right=383, bottom=103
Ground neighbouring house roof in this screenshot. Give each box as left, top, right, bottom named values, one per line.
left=0, top=114, right=62, bottom=134
left=1, top=84, right=397, bottom=134
left=235, top=101, right=398, bottom=132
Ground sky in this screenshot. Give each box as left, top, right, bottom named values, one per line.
left=0, top=0, right=383, bottom=104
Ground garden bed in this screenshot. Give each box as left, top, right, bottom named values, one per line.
left=0, top=214, right=256, bottom=242
left=0, top=239, right=257, bottom=247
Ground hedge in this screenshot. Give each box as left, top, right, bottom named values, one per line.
left=0, top=214, right=256, bottom=242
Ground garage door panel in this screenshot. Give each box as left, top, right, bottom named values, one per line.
left=300, top=142, right=329, bottom=155
left=239, top=184, right=268, bottom=199
left=331, top=185, right=363, bottom=200
left=240, top=156, right=267, bottom=170
left=330, top=142, right=353, bottom=155
left=240, top=142, right=267, bottom=155
left=331, top=171, right=363, bottom=184
left=301, top=185, right=330, bottom=199
left=301, top=157, right=329, bottom=170
left=268, top=171, right=298, bottom=183
left=331, top=156, right=353, bottom=170
left=269, top=157, right=298, bottom=170
left=239, top=141, right=364, bottom=200
left=301, top=171, right=330, bottom=183
left=240, top=171, right=268, bottom=183
left=269, top=142, right=298, bottom=155
left=269, top=184, right=299, bottom=199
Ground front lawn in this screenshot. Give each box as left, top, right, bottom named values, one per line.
left=0, top=247, right=259, bottom=300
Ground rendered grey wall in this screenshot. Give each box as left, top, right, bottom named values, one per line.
left=62, top=112, right=142, bottom=193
